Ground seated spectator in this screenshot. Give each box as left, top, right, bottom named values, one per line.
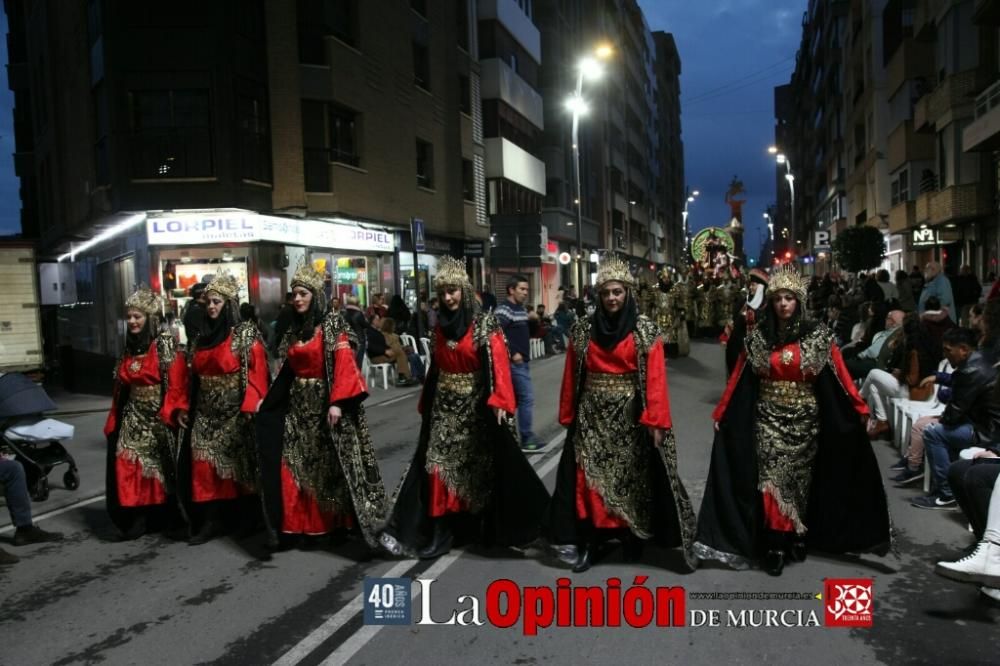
left=343, top=296, right=369, bottom=370
left=862, top=312, right=941, bottom=440
left=896, top=270, right=917, bottom=312
left=388, top=295, right=413, bottom=336
left=842, top=301, right=873, bottom=352
left=911, top=327, right=998, bottom=509
left=877, top=269, right=900, bottom=308
left=0, top=458, right=63, bottom=565
left=979, top=299, right=1000, bottom=364
left=366, top=292, right=388, bottom=321
left=553, top=302, right=575, bottom=344
left=846, top=309, right=904, bottom=380
left=381, top=317, right=425, bottom=383
left=921, top=295, right=957, bottom=348
left=366, top=314, right=419, bottom=387
left=936, top=461, right=1000, bottom=601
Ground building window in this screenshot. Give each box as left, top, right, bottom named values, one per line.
left=462, top=159, right=474, bottom=201
left=458, top=74, right=471, bottom=114
left=413, top=41, right=431, bottom=91
left=129, top=89, right=212, bottom=179
left=238, top=95, right=272, bottom=182
left=455, top=0, right=469, bottom=51
left=297, top=0, right=359, bottom=64
left=328, top=103, right=360, bottom=166
left=302, top=100, right=330, bottom=192
left=416, top=139, right=434, bottom=189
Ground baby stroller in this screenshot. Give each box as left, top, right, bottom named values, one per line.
left=0, top=373, right=78, bottom=501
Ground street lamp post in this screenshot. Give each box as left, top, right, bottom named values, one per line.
left=773, top=150, right=796, bottom=248
left=681, top=188, right=699, bottom=262
left=763, top=212, right=774, bottom=260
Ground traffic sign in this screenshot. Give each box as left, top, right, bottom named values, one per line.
left=412, top=218, right=425, bottom=252
left=558, top=252, right=571, bottom=265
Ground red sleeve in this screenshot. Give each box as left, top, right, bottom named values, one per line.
left=159, top=351, right=190, bottom=427
left=639, top=338, right=672, bottom=429
left=241, top=340, right=270, bottom=413
left=712, top=351, right=747, bottom=422
left=831, top=343, right=869, bottom=416
left=989, top=280, right=1000, bottom=301
left=486, top=331, right=516, bottom=413
left=103, top=383, right=120, bottom=437
left=558, top=341, right=578, bottom=427
left=330, top=332, right=368, bottom=404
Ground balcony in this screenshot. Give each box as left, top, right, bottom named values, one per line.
left=630, top=205, right=649, bottom=226
left=914, top=68, right=988, bottom=130
left=484, top=137, right=546, bottom=195
left=480, top=58, right=544, bottom=130
left=915, top=183, right=991, bottom=224
left=477, top=0, right=541, bottom=64
left=887, top=120, right=935, bottom=171
left=888, top=200, right=917, bottom=233
left=886, top=39, right=935, bottom=97
left=963, top=78, right=1000, bottom=151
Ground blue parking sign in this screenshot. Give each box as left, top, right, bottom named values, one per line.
left=363, top=577, right=411, bottom=625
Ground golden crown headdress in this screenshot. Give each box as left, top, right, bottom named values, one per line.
left=433, top=256, right=470, bottom=290
left=768, top=264, right=808, bottom=303
left=205, top=269, right=242, bottom=302
left=595, top=254, right=635, bottom=288
left=657, top=266, right=674, bottom=283
left=290, top=260, right=326, bottom=294
left=125, top=285, right=163, bottom=316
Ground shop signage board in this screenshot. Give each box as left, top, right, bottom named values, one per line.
left=146, top=213, right=394, bottom=253
left=813, top=230, right=831, bottom=251
left=464, top=241, right=485, bottom=257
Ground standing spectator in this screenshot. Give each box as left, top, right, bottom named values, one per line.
left=863, top=272, right=886, bottom=304
left=877, top=269, right=899, bottom=306
left=388, top=294, right=413, bottom=335
left=921, top=295, right=957, bottom=347
left=427, top=296, right=440, bottom=330
left=955, top=265, right=982, bottom=326
left=896, top=270, right=917, bottom=312
left=480, top=285, right=497, bottom=312
left=240, top=303, right=274, bottom=350
left=343, top=296, right=369, bottom=370
left=495, top=274, right=543, bottom=451
left=0, top=458, right=63, bottom=564
left=910, top=264, right=926, bottom=300
left=181, top=282, right=208, bottom=346
left=920, top=261, right=957, bottom=322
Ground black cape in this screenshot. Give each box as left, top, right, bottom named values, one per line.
left=381, top=344, right=550, bottom=554
left=695, top=363, right=893, bottom=566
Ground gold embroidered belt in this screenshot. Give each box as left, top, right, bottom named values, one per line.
left=293, top=376, right=323, bottom=387
left=584, top=372, right=637, bottom=395
left=200, top=372, right=240, bottom=392
left=759, top=380, right=815, bottom=407
left=130, top=384, right=160, bottom=404
left=437, top=371, right=477, bottom=395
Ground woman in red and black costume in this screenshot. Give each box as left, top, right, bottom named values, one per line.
left=176, top=271, right=269, bottom=545
left=105, top=287, right=189, bottom=539
left=544, top=254, right=697, bottom=573
left=381, top=256, right=549, bottom=559
left=256, top=263, right=387, bottom=549
left=696, top=265, right=893, bottom=575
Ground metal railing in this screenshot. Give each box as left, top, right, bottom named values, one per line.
left=974, top=78, right=1000, bottom=119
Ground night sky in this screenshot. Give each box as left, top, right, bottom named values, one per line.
left=0, top=2, right=808, bottom=253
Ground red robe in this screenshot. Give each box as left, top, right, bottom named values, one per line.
left=422, top=324, right=516, bottom=516
left=713, top=341, right=868, bottom=531
left=280, top=328, right=368, bottom=534
left=190, top=333, right=269, bottom=501
left=104, top=342, right=189, bottom=507
left=558, top=333, right=671, bottom=528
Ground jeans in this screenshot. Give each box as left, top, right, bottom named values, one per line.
left=0, top=458, right=33, bottom=528
left=510, top=361, right=536, bottom=443
left=923, top=421, right=975, bottom=497
left=948, top=458, right=1000, bottom=539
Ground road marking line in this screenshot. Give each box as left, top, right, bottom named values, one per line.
left=318, top=551, right=462, bottom=666
left=276, top=429, right=567, bottom=665
left=0, top=494, right=105, bottom=534
left=370, top=392, right=419, bottom=408
left=272, top=558, right=418, bottom=666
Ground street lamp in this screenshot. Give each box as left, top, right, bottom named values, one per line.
left=771, top=149, right=796, bottom=247
left=682, top=188, right=699, bottom=260
left=568, top=44, right=613, bottom=293
left=763, top=212, right=774, bottom=256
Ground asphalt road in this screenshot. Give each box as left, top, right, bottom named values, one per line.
left=2, top=340, right=999, bottom=665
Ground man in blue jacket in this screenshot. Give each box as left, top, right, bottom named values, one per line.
left=919, top=261, right=957, bottom=323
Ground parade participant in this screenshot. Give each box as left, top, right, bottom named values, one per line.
left=104, top=286, right=189, bottom=539
left=175, top=271, right=269, bottom=545
left=545, top=254, right=697, bottom=573
left=256, top=263, right=386, bottom=548
left=650, top=268, right=683, bottom=357
left=380, top=256, right=549, bottom=559
left=696, top=265, right=892, bottom=575
left=723, top=268, right=769, bottom=376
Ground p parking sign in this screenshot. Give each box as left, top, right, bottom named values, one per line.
left=363, top=577, right=412, bottom=625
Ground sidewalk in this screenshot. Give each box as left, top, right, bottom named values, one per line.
left=43, top=386, right=110, bottom=416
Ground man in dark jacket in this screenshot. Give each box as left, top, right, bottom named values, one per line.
left=181, top=282, right=207, bottom=345
left=912, top=327, right=998, bottom=509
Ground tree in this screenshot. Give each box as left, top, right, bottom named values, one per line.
left=831, top=225, right=885, bottom=273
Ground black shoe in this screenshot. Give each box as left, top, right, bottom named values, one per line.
left=889, top=457, right=908, bottom=472
left=12, top=525, right=64, bottom=546
left=418, top=519, right=453, bottom=559
left=188, top=521, right=223, bottom=546
left=572, top=545, right=592, bottom=573
left=787, top=539, right=807, bottom=563
left=892, top=467, right=924, bottom=486
left=763, top=550, right=785, bottom=576
left=0, top=547, right=19, bottom=565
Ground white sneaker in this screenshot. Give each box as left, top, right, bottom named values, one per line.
left=980, top=586, right=1000, bottom=603
left=935, top=541, right=1000, bottom=587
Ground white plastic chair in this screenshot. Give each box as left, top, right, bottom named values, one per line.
left=400, top=333, right=417, bottom=351
left=362, top=355, right=394, bottom=389
left=891, top=359, right=952, bottom=456
left=530, top=338, right=544, bottom=360
left=420, top=337, right=432, bottom=367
